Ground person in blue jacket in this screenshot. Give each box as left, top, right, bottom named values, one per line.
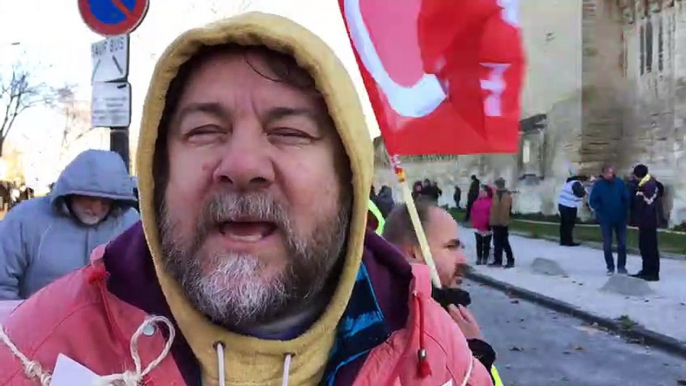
left=589, top=165, right=630, bottom=276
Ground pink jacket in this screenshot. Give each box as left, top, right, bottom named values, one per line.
left=0, top=247, right=492, bottom=386
left=470, top=197, right=493, bottom=233
left=0, top=301, right=20, bottom=323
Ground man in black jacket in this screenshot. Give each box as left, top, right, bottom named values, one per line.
left=465, top=175, right=480, bottom=222
left=630, top=164, right=661, bottom=281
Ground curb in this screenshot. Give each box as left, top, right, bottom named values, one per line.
left=466, top=270, right=686, bottom=360
left=507, top=229, right=686, bottom=261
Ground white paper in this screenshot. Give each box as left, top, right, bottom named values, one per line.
left=49, top=354, right=98, bottom=386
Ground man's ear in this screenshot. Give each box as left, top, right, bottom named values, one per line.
left=400, top=243, right=421, bottom=262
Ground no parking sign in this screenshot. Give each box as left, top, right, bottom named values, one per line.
left=78, top=0, right=149, bottom=36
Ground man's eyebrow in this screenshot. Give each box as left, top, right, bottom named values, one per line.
left=175, top=102, right=230, bottom=122
left=264, top=106, right=322, bottom=125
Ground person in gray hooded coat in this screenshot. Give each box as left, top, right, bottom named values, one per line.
left=0, top=149, right=139, bottom=300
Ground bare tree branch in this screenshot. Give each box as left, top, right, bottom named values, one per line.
left=56, top=85, right=94, bottom=159
left=0, top=62, right=59, bottom=157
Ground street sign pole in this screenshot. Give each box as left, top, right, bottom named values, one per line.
left=111, top=34, right=130, bottom=172
left=80, top=0, right=148, bottom=173
left=91, top=35, right=131, bottom=171
left=110, top=127, right=130, bottom=172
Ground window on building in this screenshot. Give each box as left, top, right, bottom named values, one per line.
left=522, top=140, right=531, bottom=164
left=646, top=19, right=653, bottom=73
left=640, top=25, right=645, bottom=75
left=658, top=19, right=664, bottom=72
left=518, top=114, right=547, bottom=180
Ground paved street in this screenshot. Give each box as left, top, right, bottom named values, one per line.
left=466, top=280, right=686, bottom=386
left=462, top=231, right=686, bottom=344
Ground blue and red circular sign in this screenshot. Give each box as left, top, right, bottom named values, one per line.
left=78, top=0, right=149, bottom=36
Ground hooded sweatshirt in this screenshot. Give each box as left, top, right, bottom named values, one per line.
left=0, top=149, right=139, bottom=299
left=0, top=13, right=491, bottom=386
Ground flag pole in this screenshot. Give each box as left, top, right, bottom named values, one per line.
left=390, top=156, right=442, bottom=288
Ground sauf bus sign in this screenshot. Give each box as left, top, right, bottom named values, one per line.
left=90, top=35, right=131, bottom=128
left=79, top=0, right=148, bottom=171
left=91, top=35, right=128, bottom=83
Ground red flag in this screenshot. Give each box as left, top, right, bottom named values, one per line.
left=339, top=0, right=525, bottom=156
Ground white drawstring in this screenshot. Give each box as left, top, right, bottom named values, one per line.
left=215, top=342, right=226, bottom=386
left=459, top=356, right=475, bottom=386
left=0, top=324, right=52, bottom=386
left=0, top=315, right=175, bottom=386
left=96, top=315, right=175, bottom=385
left=213, top=343, right=293, bottom=386
left=282, top=353, right=293, bottom=386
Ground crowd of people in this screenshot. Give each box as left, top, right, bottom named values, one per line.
left=0, top=10, right=668, bottom=385
left=555, top=164, right=663, bottom=281
left=0, top=182, right=35, bottom=212
left=0, top=13, right=498, bottom=386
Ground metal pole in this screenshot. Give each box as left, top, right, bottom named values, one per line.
left=110, top=127, right=130, bottom=172
left=108, top=34, right=131, bottom=173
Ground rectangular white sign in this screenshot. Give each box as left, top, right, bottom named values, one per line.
left=91, top=82, right=131, bottom=128
left=91, top=35, right=129, bottom=83
left=49, top=354, right=98, bottom=386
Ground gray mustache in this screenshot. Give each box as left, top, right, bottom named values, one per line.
left=201, top=192, right=289, bottom=229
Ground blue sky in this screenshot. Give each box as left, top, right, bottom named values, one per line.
left=0, top=0, right=379, bottom=183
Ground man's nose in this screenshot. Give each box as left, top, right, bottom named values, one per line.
left=212, top=123, right=274, bottom=191
left=456, top=250, right=468, bottom=265
left=88, top=199, right=105, bottom=213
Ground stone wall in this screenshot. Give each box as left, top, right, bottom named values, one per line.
left=615, top=0, right=686, bottom=225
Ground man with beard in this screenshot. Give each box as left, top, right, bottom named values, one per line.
left=0, top=149, right=139, bottom=300
left=382, top=200, right=501, bottom=386
left=0, top=13, right=492, bottom=386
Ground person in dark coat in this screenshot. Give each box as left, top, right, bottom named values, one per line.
left=411, top=180, right=423, bottom=200
left=420, top=179, right=442, bottom=202
left=453, top=185, right=462, bottom=209
left=375, top=185, right=395, bottom=218
left=464, top=175, right=480, bottom=222
left=589, top=166, right=630, bottom=276
left=630, top=164, right=660, bottom=281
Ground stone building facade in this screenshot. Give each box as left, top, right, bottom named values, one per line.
left=373, top=0, right=686, bottom=226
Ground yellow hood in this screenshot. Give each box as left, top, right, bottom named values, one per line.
left=135, top=12, right=373, bottom=385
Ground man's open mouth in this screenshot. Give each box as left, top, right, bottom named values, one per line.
left=218, top=220, right=277, bottom=243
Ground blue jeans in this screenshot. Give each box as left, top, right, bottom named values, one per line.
left=600, top=222, right=627, bottom=271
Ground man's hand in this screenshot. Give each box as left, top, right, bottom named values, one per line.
left=448, top=304, right=482, bottom=340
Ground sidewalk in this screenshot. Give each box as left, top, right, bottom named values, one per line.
left=462, top=230, right=686, bottom=353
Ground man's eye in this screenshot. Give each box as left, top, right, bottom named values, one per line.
left=448, top=241, right=464, bottom=250
left=269, top=128, right=315, bottom=143
left=188, top=125, right=221, bottom=135
left=270, top=129, right=311, bottom=138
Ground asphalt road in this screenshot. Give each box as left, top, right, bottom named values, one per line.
left=465, top=280, right=686, bottom=386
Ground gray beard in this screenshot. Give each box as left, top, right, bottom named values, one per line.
left=158, top=191, right=351, bottom=330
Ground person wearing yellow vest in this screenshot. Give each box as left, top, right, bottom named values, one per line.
left=367, top=198, right=385, bottom=234
left=382, top=199, right=504, bottom=386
